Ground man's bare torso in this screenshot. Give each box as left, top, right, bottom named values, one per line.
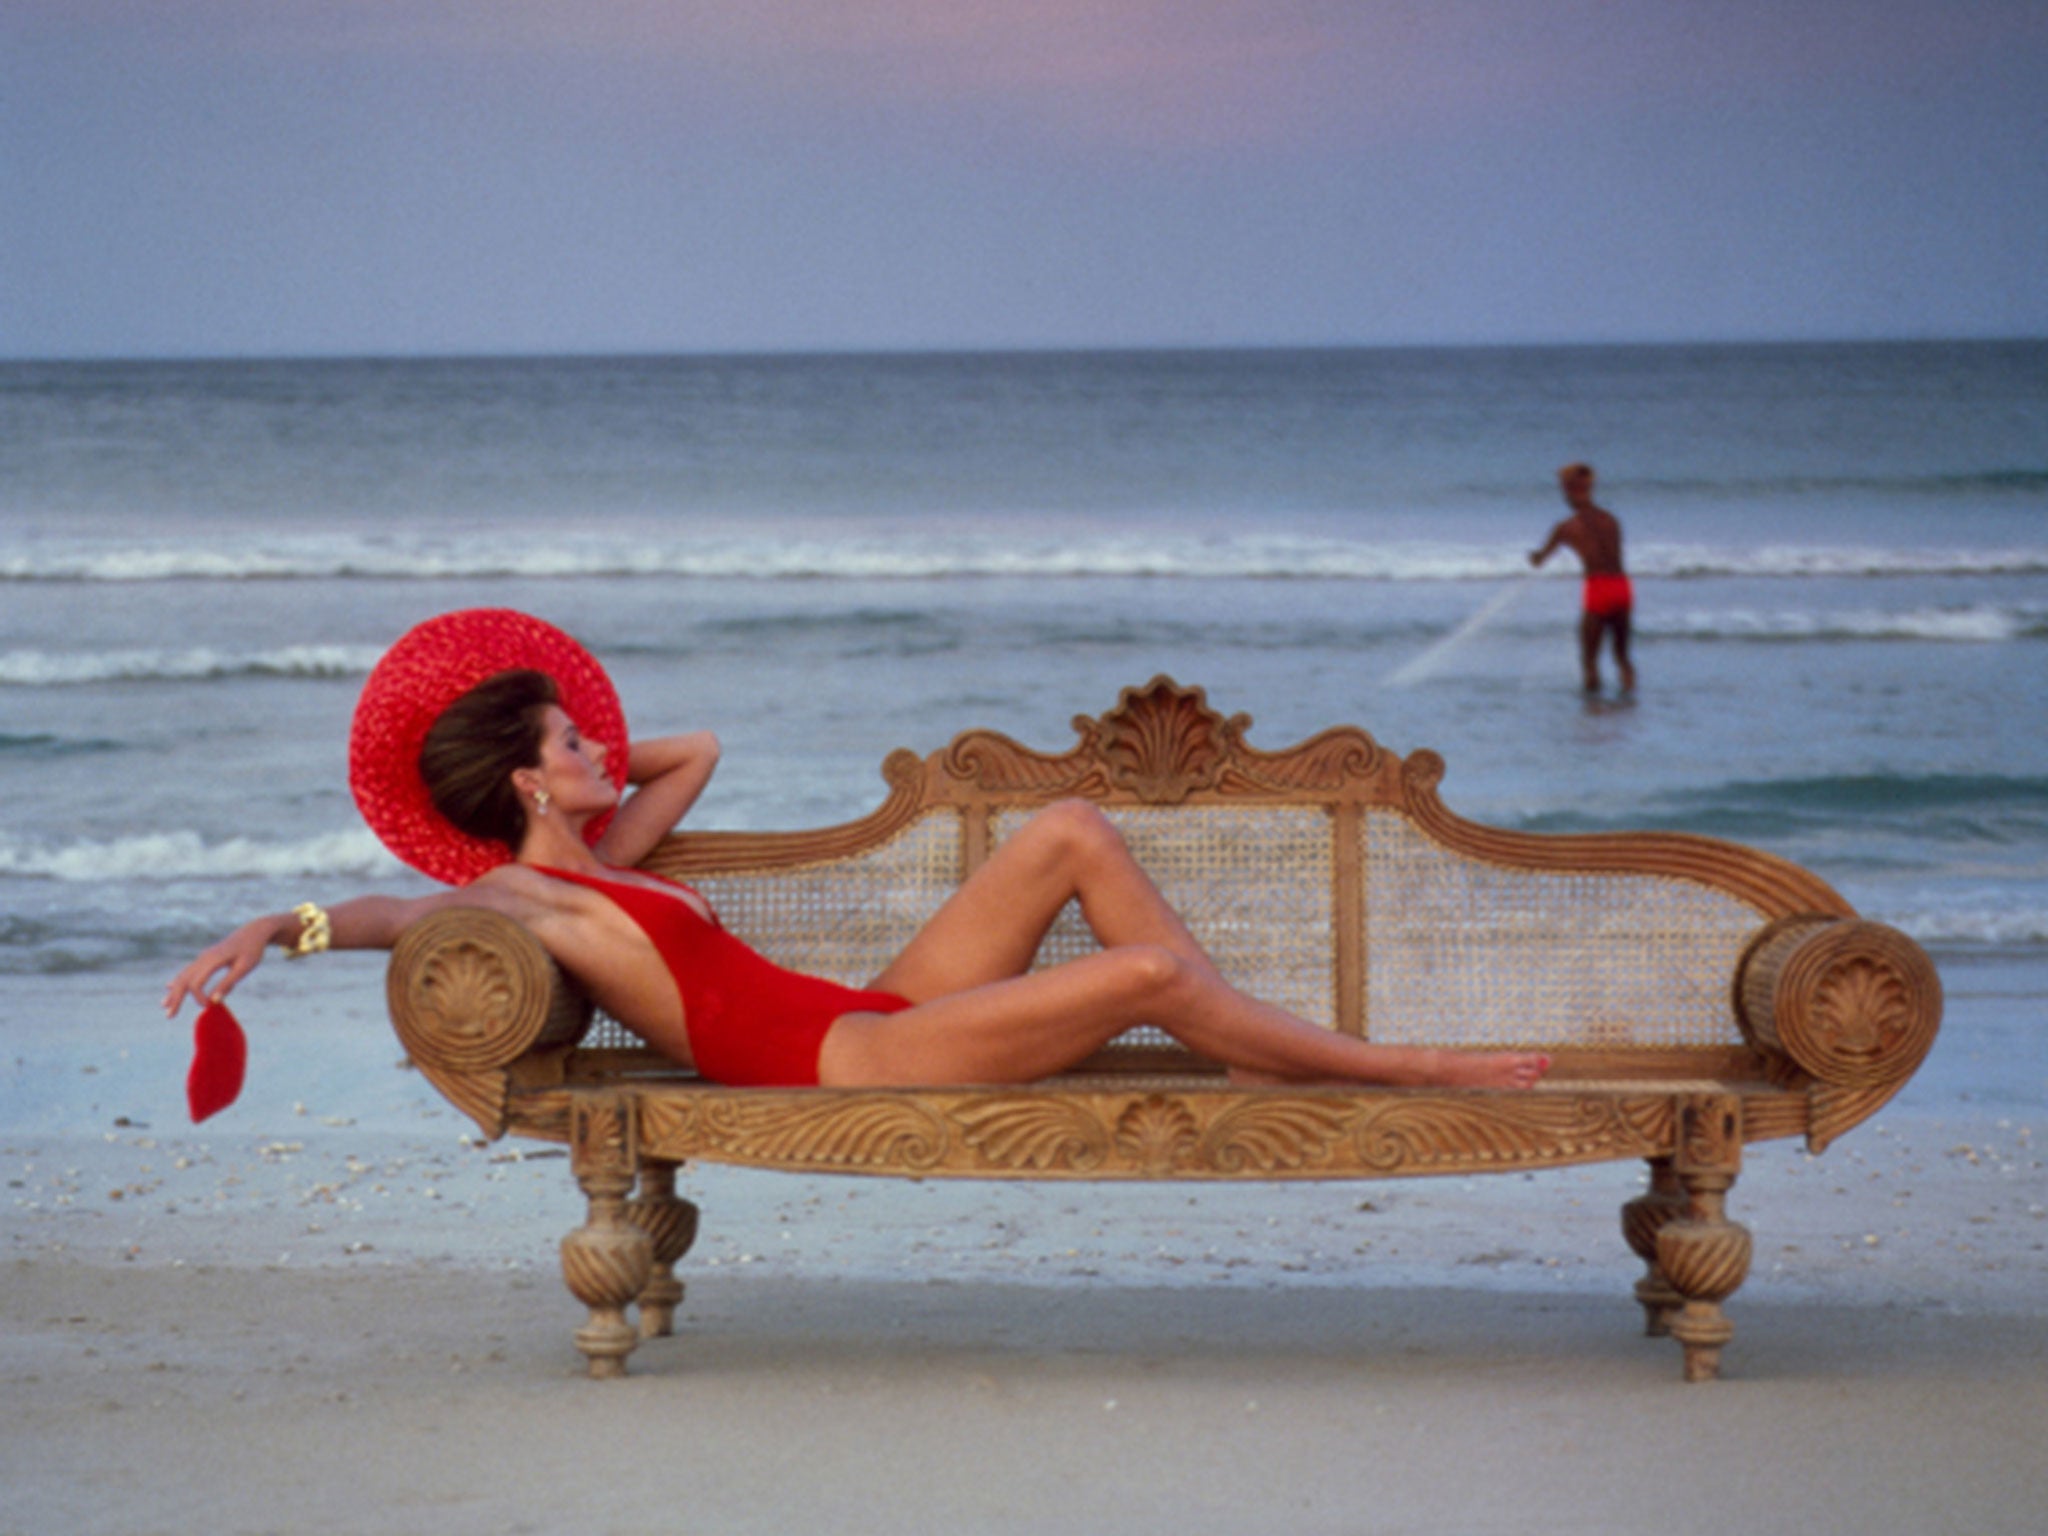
left=1547, top=505, right=1625, bottom=575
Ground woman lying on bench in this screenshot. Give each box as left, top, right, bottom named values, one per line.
left=165, top=609, right=1549, bottom=1094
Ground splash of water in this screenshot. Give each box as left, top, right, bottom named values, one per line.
left=1384, top=575, right=1536, bottom=688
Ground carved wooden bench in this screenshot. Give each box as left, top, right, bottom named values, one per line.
left=386, top=678, right=1941, bottom=1381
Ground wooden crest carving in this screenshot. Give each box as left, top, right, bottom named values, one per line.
left=1086, top=679, right=1242, bottom=801
left=938, top=675, right=1390, bottom=805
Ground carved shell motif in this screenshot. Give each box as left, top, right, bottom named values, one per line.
left=1084, top=678, right=1247, bottom=804
left=401, top=941, right=529, bottom=1071
left=937, top=676, right=1389, bottom=803
left=1770, top=920, right=1940, bottom=1124
left=1805, top=958, right=1918, bottom=1083
left=1114, top=1094, right=1203, bottom=1174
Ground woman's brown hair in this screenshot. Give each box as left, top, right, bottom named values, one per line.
left=418, top=669, right=559, bottom=855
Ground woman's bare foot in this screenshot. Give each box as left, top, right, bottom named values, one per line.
left=1426, top=1050, right=1551, bottom=1089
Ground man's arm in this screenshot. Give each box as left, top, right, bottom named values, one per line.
left=1530, top=519, right=1573, bottom=567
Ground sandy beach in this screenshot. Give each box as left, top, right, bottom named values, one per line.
left=7, top=1253, right=2047, bottom=1536
left=6, top=963, right=2046, bottom=1536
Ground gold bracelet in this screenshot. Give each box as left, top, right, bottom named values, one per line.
left=285, top=902, right=332, bottom=959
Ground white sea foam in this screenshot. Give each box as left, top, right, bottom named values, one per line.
left=1651, top=544, right=2048, bottom=579
left=1643, top=605, right=2044, bottom=643
left=0, top=829, right=398, bottom=881
left=13, top=610, right=2029, bottom=696
left=0, top=645, right=381, bottom=687
left=4, top=534, right=2045, bottom=585
left=1879, top=902, right=2048, bottom=949
left=0, top=535, right=1531, bottom=583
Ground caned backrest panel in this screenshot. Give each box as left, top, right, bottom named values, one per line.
left=1361, top=810, right=1760, bottom=1048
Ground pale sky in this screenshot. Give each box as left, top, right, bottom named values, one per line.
left=5, top=0, right=2044, bottom=358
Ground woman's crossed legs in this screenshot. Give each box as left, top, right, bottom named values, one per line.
left=818, top=801, right=1549, bottom=1090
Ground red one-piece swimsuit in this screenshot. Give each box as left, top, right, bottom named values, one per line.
left=537, top=865, right=911, bottom=1087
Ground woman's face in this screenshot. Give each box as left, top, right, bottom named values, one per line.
left=530, top=704, right=616, bottom=816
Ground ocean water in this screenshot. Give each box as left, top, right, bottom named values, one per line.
left=2, top=342, right=2044, bottom=1127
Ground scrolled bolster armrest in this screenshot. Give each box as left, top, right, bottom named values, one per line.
left=386, top=906, right=592, bottom=1075
left=1733, top=915, right=1942, bottom=1090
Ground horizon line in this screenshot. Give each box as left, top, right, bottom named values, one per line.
left=5, top=331, right=2045, bottom=368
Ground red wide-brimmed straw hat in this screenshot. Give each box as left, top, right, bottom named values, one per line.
left=349, top=609, right=629, bottom=884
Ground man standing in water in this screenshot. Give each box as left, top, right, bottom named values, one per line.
left=1530, top=462, right=1636, bottom=693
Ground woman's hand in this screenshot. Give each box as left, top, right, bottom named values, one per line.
left=163, top=912, right=294, bottom=1018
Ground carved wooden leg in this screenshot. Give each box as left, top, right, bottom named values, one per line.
left=1620, top=1156, right=1686, bottom=1336
left=627, top=1160, right=700, bottom=1340
left=560, top=1096, right=653, bottom=1379
left=1655, top=1094, right=1753, bottom=1383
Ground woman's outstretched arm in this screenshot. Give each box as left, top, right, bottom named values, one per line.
left=594, top=729, right=721, bottom=867
left=161, top=888, right=504, bottom=1017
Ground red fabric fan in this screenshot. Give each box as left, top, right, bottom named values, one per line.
left=186, top=1000, right=247, bottom=1123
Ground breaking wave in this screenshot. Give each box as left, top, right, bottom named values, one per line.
left=4, top=534, right=2046, bottom=585
left=0, top=645, right=382, bottom=687
left=1641, top=605, right=2048, bottom=643
left=0, top=829, right=399, bottom=881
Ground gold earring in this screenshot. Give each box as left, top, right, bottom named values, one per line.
left=534, top=788, right=551, bottom=816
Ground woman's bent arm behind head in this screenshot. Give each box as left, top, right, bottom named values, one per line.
left=595, top=730, right=721, bottom=869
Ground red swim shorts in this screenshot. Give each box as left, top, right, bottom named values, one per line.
left=1583, top=574, right=1634, bottom=618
